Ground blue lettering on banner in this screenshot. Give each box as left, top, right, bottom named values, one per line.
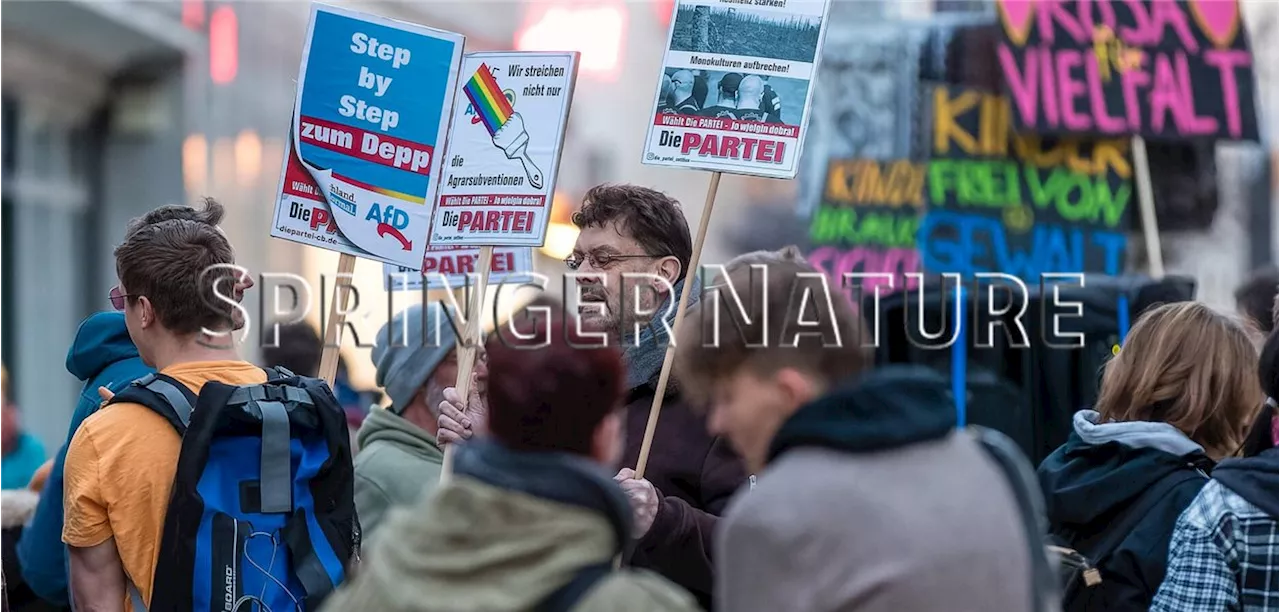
left=918, top=210, right=1126, bottom=279
left=365, top=203, right=410, bottom=229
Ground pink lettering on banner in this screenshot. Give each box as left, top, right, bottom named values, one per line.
left=1188, top=0, right=1241, bottom=48
left=995, top=0, right=1257, bottom=141
left=808, top=246, right=921, bottom=298
left=1204, top=49, right=1249, bottom=137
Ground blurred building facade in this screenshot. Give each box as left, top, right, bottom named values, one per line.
left=0, top=0, right=758, bottom=447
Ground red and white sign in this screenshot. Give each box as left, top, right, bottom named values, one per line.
left=384, top=245, right=535, bottom=290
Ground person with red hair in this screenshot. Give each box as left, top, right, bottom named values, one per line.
left=319, top=299, right=699, bottom=612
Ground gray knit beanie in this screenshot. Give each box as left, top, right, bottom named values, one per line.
left=372, top=303, right=457, bottom=412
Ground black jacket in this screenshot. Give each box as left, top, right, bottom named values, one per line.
left=1038, top=410, right=1212, bottom=611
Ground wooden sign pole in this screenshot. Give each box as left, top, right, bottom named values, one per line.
left=1131, top=136, right=1164, bottom=279
left=318, top=253, right=358, bottom=386
left=438, top=245, right=494, bottom=484
left=634, top=172, right=721, bottom=479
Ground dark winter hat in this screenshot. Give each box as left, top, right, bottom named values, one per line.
left=372, top=303, right=457, bottom=412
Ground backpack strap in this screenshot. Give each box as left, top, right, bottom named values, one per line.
left=109, top=373, right=198, bottom=435
left=969, top=426, right=1060, bottom=612
left=1081, top=466, right=1207, bottom=565
left=536, top=563, right=611, bottom=612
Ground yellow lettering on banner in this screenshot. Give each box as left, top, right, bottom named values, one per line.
left=1012, top=136, right=1133, bottom=179
left=934, top=86, right=1132, bottom=179
left=826, top=160, right=925, bottom=208
left=934, top=88, right=980, bottom=156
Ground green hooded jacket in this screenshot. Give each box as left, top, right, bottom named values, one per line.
left=324, top=441, right=699, bottom=612
left=353, top=407, right=444, bottom=543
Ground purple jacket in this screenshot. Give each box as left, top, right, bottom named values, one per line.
left=622, top=378, right=747, bottom=610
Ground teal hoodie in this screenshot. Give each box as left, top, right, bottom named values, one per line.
left=17, top=312, right=152, bottom=605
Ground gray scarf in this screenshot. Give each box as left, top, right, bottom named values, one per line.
left=622, top=275, right=702, bottom=391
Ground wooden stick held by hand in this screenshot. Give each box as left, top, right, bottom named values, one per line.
left=634, top=172, right=721, bottom=479
left=440, top=246, right=494, bottom=484
left=319, top=253, right=358, bottom=386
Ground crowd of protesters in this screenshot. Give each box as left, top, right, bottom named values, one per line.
left=0, top=185, right=1276, bottom=612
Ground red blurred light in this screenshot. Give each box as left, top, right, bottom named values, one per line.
left=182, top=0, right=206, bottom=30
left=653, top=0, right=675, bottom=28
left=210, top=6, right=238, bottom=85
left=515, top=0, right=627, bottom=82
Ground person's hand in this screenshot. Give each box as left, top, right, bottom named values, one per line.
left=614, top=468, right=660, bottom=538
left=437, top=372, right=487, bottom=445
left=98, top=386, right=114, bottom=402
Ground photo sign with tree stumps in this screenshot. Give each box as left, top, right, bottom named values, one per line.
left=995, top=0, right=1258, bottom=141
left=641, top=0, right=833, bottom=179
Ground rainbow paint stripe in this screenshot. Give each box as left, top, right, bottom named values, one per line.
left=464, top=63, right=514, bottom=136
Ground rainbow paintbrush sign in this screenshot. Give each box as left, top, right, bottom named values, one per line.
left=462, top=63, right=544, bottom=189
left=464, top=64, right=515, bottom=136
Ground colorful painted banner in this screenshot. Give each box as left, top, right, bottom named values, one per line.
left=271, top=4, right=464, bottom=268
left=427, top=52, right=578, bottom=247
left=384, top=245, right=535, bottom=290
left=641, top=0, right=832, bottom=179
left=995, top=0, right=1257, bottom=141
left=808, top=159, right=924, bottom=296
left=919, top=85, right=1133, bottom=279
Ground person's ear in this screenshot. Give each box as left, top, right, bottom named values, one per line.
left=773, top=368, right=819, bottom=415
left=138, top=296, right=156, bottom=329
left=654, top=256, right=682, bottom=286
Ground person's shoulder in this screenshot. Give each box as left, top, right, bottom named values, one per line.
left=577, top=569, right=701, bottom=611
left=1183, top=479, right=1270, bottom=529
left=77, top=396, right=173, bottom=444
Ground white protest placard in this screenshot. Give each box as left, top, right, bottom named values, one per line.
left=640, top=0, right=831, bottom=179
left=271, top=3, right=464, bottom=268
left=426, top=52, right=579, bottom=248
left=383, top=246, right=535, bottom=291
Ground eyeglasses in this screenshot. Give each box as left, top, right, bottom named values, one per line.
left=564, top=251, right=662, bottom=271
left=108, top=286, right=138, bottom=311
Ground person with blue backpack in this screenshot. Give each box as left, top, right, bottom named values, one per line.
left=63, top=200, right=355, bottom=612
left=19, top=202, right=250, bottom=608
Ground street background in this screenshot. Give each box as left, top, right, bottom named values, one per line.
left=3, top=0, right=1277, bottom=451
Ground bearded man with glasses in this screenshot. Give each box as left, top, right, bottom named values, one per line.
left=438, top=184, right=747, bottom=610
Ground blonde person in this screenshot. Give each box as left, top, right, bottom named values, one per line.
left=1038, top=301, right=1263, bottom=611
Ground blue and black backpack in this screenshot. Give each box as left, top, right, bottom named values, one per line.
left=108, top=366, right=357, bottom=612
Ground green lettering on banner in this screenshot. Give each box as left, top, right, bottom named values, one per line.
left=920, top=83, right=1136, bottom=280
left=927, top=159, right=1022, bottom=210
left=809, top=205, right=919, bottom=249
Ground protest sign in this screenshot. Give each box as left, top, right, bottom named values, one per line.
left=994, top=0, right=1258, bottom=141
left=427, top=52, right=578, bottom=248
left=808, top=159, right=924, bottom=296
left=920, top=85, right=1133, bottom=280
left=640, top=0, right=832, bottom=179
left=271, top=4, right=464, bottom=269
left=384, top=246, right=534, bottom=291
